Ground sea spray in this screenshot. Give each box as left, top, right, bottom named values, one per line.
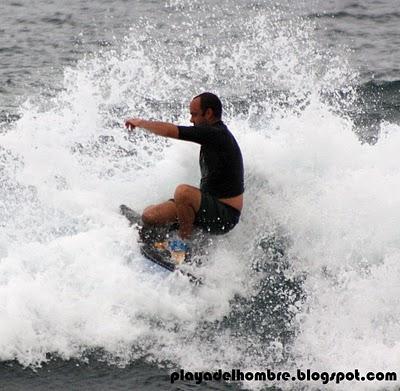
left=1, top=2, right=399, bottom=390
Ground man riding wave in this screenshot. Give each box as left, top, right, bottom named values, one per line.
left=124, top=92, right=244, bottom=242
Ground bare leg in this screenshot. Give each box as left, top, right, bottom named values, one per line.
left=174, top=184, right=202, bottom=239
left=141, top=184, right=201, bottom=240
left=142, top=200, right=177, bottom=225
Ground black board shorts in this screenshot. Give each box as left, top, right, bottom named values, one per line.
left=194, top=192, right=241, bottom=235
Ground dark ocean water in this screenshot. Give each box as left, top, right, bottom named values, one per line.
left=1, top=0, right=400, bottom=390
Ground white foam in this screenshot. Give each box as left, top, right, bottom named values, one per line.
left=1, top=2, right=400, bottom=390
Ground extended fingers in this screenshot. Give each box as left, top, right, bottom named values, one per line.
left=124, top=118, right=136, bottom=129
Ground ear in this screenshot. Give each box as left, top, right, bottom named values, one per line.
left=205, top=108, right=214, bottom=119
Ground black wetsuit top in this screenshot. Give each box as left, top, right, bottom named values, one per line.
left=178, top=121, right=244, bottom=198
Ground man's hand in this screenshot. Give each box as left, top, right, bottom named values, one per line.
left=123, top=118, right=179, bottom=139
left=125, top=118, right=143, bottom=130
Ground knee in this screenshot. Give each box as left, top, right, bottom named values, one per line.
left=142, top=205, right=156, bottom=225
left=174, top=184, right=193, bottom=205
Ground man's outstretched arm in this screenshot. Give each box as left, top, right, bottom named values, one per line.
left=125, top=118, right=179, bottom=139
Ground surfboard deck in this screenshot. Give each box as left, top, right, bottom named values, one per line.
left=120, top=204, right=200, bottom=284
left=120, top=204, right=142, bottom=226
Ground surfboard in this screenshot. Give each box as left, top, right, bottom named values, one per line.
left=120, top=204, right=200, bottom=283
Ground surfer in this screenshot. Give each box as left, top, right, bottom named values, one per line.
left=124, top=92, right=244, bottom=241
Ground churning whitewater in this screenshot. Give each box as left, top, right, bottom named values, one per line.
left=1, top=1, right=400, bottom=389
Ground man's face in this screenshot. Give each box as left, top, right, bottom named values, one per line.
left=189, top=97, right=207, bottom=126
